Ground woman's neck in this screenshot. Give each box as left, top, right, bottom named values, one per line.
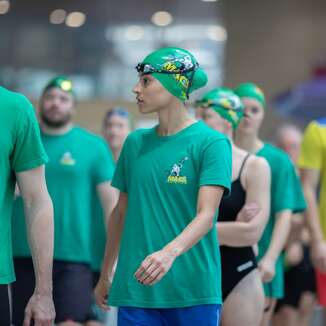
left=111, top=146, right=122, bottom=162
left=234, top=129, right=264, bottom=154
left=156, top=102, right=196, bottom=136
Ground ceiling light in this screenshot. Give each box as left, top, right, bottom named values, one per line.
left=151, top=11, right=173, bottom=27
left=49, top=9, right=67, bottom=24
left=206, top=25, right=227, bottom=42
left=65, top=12, right=86, bottom=28
left=202, top=0, right=219, bottom=2
left=0, top=0, right=10, bottom=15
left=125, top=25, right=144, bottom=41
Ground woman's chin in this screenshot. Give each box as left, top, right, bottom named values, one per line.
left=139, top=105, right=155, bottom=114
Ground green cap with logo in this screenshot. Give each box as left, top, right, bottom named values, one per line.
left=136, top=47, right=208, bottom=101
left=234, top=82, right=266, bottom=108
left=43, top=75, right=74, bottom=95
left=197, top=87, right=244, bottom=129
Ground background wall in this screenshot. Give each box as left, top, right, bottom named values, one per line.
left=7, top=0, right=326, bottom=138
left=223, top=0, right=326, bottom=138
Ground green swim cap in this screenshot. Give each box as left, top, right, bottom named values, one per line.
left=136, top=47, right=208, bottom=101
left=198, top=87, right=244, bottom=129
left=234, top=82, right=266, bottom=108
left=43, top=76, right=74, bottom=95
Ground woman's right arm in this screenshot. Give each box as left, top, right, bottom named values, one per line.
left=217, top=157, right=271, bottom=247
left=95, top=191, right=127, bottom=310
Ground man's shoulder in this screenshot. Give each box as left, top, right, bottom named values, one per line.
left=0, top=86, right=34, bottom=115
left=260, top=143, right=292, bottom=167
left=302, top=120, right=326, bottom=147
left=0, top=86, right=31, bottom=106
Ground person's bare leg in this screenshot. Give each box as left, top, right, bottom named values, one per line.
left=272, top=306, right=297, bottom=326
left=85, top=321, right=104, bottom=326
left=297, top=292, right=316, bottom=326
left=260, top=298, right=277, bottom=326
left=221, top=270, right=264, bottom=326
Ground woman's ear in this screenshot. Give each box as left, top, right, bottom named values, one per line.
left=223, top=119, right=232, bottom=132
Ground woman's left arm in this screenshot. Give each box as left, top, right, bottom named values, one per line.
left=218, top=157, right=271, bottom=247
left=134, top=185, right=225, bottom=285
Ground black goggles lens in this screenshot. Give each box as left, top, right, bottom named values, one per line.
left=135, top=62, right=198, bottom=75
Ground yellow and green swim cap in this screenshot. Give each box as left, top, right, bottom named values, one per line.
left=43, top=76, right=74, bottom=95
left=136, top=47, right=208, bottom=101
left=197, top=87, right=244, bottom=129
left=234, top=82, right=266, bottom=108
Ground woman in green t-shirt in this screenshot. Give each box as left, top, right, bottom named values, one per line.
left=234, top=83, right=306, bottom=326
left=199, top=88, right=271, bottom=325
left=94, top=47, right=232, bottom=326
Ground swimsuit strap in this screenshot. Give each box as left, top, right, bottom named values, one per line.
left=238, top=154, right=251, bottom=180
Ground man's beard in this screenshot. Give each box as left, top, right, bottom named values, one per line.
left=40, top=110, right=72, bottom=128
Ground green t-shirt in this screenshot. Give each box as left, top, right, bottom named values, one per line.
left=256, top=143, right=306, bottom=298
left=0, top=86, right=47, bottom=284
left=12, top=127, right=115, bottom=264
left=109, top=121, right=232, bottom=308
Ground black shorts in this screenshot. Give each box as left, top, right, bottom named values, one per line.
left=276, top=245, right=316, bottom=311
left=0, top=284, right=11, bottom=326
left=84, top=271, right=105, bottom=322
left=12, top=258, right=93, bottom=325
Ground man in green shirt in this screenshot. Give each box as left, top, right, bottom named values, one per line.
left=234, top=83, right=306, bottom=326
left=0, top=86, right=55, bottom=325
left=95, top=47, right=232, bottom=326
left=11, top=76, right=117, bottom=326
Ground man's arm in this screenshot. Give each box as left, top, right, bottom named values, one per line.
left=16, top=166, right=55, bottom=326
left=95, top=192, right=127, bottom=310
left=96, top=181, right=119, bottom=227
left=300, top=168, right=326, bottom=272
left=134, top=185, right=224, bottom=286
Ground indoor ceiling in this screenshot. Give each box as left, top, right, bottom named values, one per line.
left=2, top=0, right=222, bottom=25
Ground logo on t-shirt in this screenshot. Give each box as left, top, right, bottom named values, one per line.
left=60, top=152, right=76, bottom=166
left=167, top=156, right=189, bottom=184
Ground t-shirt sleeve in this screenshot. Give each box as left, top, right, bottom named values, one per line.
left=199, top=137, right=232, bottom=196
left=273, top=155, right=306, bottom=214
left=92, top=139, right=115, bottom=185
left=298, top=122, right=323, bottom=170
left=11, top=98, right=48, bottom=172
left=290, top=171, right=307, bottom=213
left=111, top=136, right=130, bottom=193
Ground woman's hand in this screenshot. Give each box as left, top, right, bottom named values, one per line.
left=134, top=248, right=177, bottom=286
left=258, top=255, right=276, bottom=283
left=236, top=202, right=260, bottom=222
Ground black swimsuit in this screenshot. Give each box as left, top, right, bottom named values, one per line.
left=219, top=154, right=258, bottom=301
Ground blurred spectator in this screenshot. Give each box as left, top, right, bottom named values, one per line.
left=273, top=124, right=316, bottom=326
left=102, top=108, right=131, bottom=162
left=87, top=108, right=131, bottom=326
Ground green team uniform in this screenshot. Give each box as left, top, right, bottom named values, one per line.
left=90, top=196, right=107, bottom=272
left=0, top=87, right=47, bottom=284
left=256, top=143, right=306, bottom=298
left=12, top=126, right=115, bottom=264
left=109, top=121, right=232, bottom=308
